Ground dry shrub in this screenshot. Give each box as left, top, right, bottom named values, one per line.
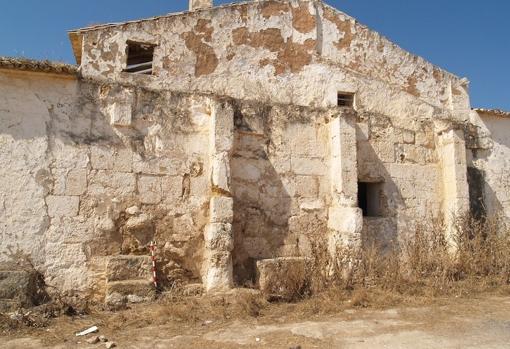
left=302, top=214, right=510, bottom=309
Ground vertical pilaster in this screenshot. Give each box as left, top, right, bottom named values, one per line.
left=328, top=113, right=363, bottom=256
left=204, top=100, right=234, bottom=292
left=437, top=126, right=470, bottom=246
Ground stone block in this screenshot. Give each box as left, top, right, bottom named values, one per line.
left=87, top=171, right=136, bottom=198
left=211, top=102, right=234, bottom=153
left=46, top=195, right=79, bottom=218
left=191, top=175, right=209, bottom=196
left=125, top=213, right=152, bottom=232
left=161, top=176, right=183, bottom=202
left=300, top=198, right=324, bottom=212
left=106, top=255, right=152, bottom=282
left=113, top=149, right=133, bottom=172
left=138, top=175, right=161, bottom=204
left=210, top=196, right=234, bottom=223
left=204, top=223, right=233, bottom=252
left=295, top=176, right=319, bottom=198
left=65, top=168, right=87, bottom=195
left=291, top=157, right=326, bottom=176
left=172, top=214, right=196, bottom=241
left=328, top=206, right=363, bottom=235
left=133, top=155, right=184, bottom=176
left=90, top=147, right=113, bottom=170
left=289, top=124, right=320, bottom=156
left=105, top=280, right=156, bottom=308
left=204, top=250, right=233, bottom=292
left=256, top=257, right=308, bottom=301
left=108, top=102, right=132, bottom=127
left=231, top=158, right=262, bottom=182
left=211, top=152, right=231, bottom=194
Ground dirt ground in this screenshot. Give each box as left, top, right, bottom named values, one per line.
left=2, top=291, right=510, bottom=349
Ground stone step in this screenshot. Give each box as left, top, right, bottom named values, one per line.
left=106, top=255, right=152, bottom=283
left=256, top=257, right=308, bottom=301
left=105, top=280, right=156, bottom=308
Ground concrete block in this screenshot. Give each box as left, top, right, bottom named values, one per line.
left=46, top=195, right=80, bottom=218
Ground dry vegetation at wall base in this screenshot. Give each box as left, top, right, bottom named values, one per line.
left=2, top=215, right=510, bottom=335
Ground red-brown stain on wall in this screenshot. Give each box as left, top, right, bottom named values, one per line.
left=232, top=27, right=315, bottom=75
left=182, top=19, right=219, bottom=77
left=292, top=2, right=316, bottom=34
left=324, top=8, right=353, bottom=51
left=260, top=1, right=289, bottom=19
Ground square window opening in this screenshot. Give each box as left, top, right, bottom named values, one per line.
left=358, top=182, right=384, bottom=217
left=337, top=92, right=355, bottom=108
left=124, top=41, right=155, bottom=75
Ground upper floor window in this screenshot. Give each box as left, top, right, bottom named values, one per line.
left=337, top=92, right=355, bottom=108
left=124, top=41, right=155, bottom=75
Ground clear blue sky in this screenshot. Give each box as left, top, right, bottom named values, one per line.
left=1, top=0, right=508, bottom=110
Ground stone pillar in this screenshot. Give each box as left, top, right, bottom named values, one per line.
left=189, top=0, right=213, bottom=11
left=204, top=101, right=234, bottom=292
left=436, top=124, right=470, bottom=247
left=328, top=112, right=363, bottom=261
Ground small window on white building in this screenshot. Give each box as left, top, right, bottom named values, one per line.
left=358, top=182, right=384, bottom=217
left=337, top=92, right=355, bottom=108
left=124, top=41, right=155, bottom=75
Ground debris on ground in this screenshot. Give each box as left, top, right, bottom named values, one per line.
left=75, top=325, right=98, bottom=336
left=86, top=336, right=100, bottom=344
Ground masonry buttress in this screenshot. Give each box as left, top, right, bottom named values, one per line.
left=204, top=100, right=235, bottom=292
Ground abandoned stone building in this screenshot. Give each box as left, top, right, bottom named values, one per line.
left=1, top=0, right=509, bottom=305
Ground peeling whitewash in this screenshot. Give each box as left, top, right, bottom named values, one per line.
left=0, top=0, right=508, bottom=300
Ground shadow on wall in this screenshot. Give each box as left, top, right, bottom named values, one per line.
left=468, top=114, right=510, bottom=220
left=230, top=104, right=293, bottom=286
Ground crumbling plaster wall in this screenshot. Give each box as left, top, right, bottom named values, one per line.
left=0, top=70, right=213, bottom=298
left=469, top=112, right=510, bottom=223
left=75, top=0, right=473, bottom=252
left=77, top=0, right=469, bottom=114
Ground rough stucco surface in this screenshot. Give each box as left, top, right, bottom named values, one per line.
left=0, top=0, right=508, bottom=296
left=469, top=112, right=510, bottom=224
left=76, top=0, right=469, bottom=111
left=0, top=71, right=213, bottom=298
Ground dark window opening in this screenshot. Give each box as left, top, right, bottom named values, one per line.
left=358, top=182, right=384, bottom=217
left=124, top=41, right=155, bottom=75
left=467, top=167, right=486, bottom=220
left=337, top=92, right=354, bottom=107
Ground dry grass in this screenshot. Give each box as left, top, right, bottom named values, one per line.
left=295, top=215, right=510, bottom=314
left=2, top=215, right=509, bottom=337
